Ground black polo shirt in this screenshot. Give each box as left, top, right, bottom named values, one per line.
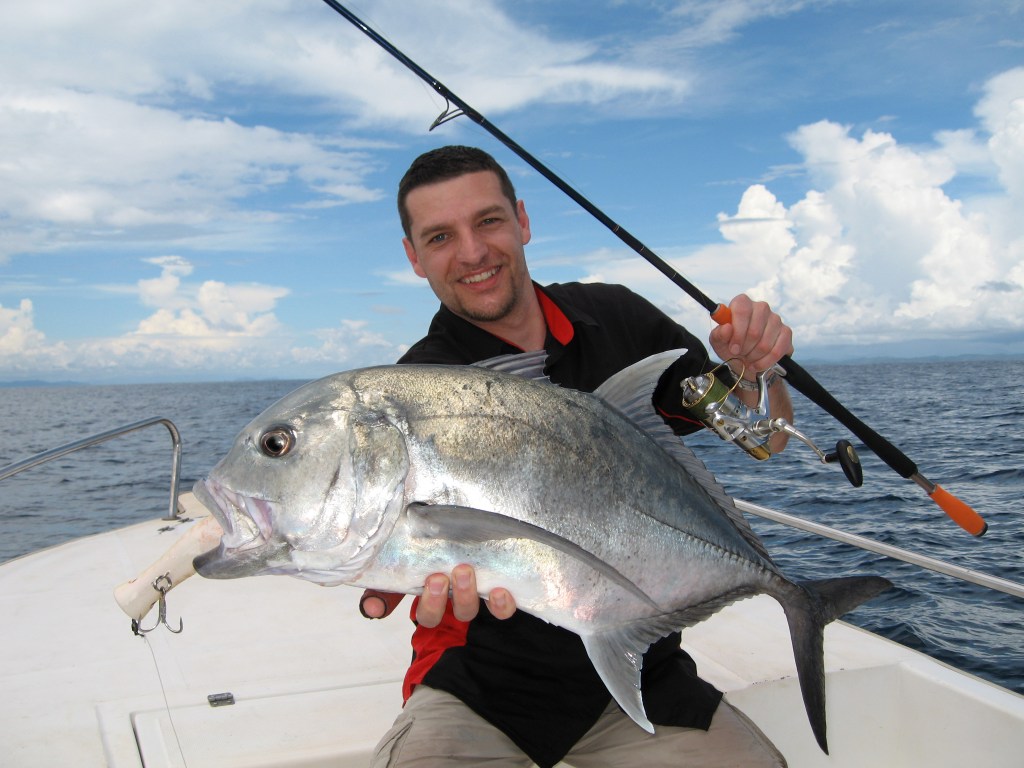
left=398, top=281, right=724, bottom=768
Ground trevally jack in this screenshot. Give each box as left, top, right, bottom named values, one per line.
left=192, top=350, right=891, bottom=753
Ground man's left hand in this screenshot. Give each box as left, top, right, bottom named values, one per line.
left=709, top=294, right=794, bottom=379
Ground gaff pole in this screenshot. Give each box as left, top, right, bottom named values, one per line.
left=320, top=0, right=987, bottom=537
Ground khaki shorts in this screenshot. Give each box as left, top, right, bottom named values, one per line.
left=370, top=686, right=786, bottom=768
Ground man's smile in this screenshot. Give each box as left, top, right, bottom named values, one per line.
left=459, top=266, right=501, bottom=285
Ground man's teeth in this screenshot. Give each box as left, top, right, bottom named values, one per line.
left=461, top=268, right=498, bottom=284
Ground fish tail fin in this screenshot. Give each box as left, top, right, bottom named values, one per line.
left=782, top=575, right=892, bottom=754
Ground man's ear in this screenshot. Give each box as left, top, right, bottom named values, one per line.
left=516, top=200, right=532, bottom=246
left=403, top=237, right=427, bottom=278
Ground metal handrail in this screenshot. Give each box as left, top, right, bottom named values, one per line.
left=736, top=498, right=1024, bottom=599
left=0, top=417, right=183, bottom=521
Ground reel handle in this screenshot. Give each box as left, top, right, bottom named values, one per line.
left=825, top=439, right=864, bottom=487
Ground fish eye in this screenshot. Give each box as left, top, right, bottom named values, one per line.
left=259, top=426, right=296, bottom=458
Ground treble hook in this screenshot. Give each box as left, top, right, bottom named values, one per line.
left=132, top=573, right=184, bottom=636
left=429, top=97, right=465, bottom=131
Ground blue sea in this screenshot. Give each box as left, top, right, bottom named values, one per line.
left=1, top=359, right=1022, bottom=694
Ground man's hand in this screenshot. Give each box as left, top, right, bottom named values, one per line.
left=358, top=565, right=517, bottom=626
left=709, top=293, right=795, bottom=453
left=416, top=564, right=517, bottom=627
left=709, top=294, right=794, bottom=378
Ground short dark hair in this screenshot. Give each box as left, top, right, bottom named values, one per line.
left=397, top=145, right=518, bottom=238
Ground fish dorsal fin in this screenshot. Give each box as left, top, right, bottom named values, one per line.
left=593, top=349, right=685, bottom=415
left=473, top=350, right=551, bottom=383
left=594, top=350, right=774, bottom=565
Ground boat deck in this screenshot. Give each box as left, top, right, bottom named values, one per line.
left=2, top=507, right=1022, bottom=767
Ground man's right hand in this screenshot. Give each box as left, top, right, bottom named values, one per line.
left=358, top=564, right=517, bottom=627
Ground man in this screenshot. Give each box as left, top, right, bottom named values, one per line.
left=363, top=145, right=793, bottom=767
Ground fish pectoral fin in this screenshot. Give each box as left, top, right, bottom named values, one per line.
left=404, top=504, right=658, bottom=609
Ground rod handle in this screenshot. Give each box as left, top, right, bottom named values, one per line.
left=929, top=484, right=988, bottom=537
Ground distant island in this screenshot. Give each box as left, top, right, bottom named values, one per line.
left=2, top=352, right=1020, bottom=388
left=0, top=379, right=87, bottom=388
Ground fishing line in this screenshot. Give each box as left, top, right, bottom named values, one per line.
left=139, top=633, right=191, bottom=768
left=319, top=0, right=989, bottom=537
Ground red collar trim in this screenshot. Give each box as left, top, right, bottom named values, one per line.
left=535, top=285, right=574, bottom=345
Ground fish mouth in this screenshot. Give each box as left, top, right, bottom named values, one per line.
left=192, top=478, right=274, bottom=549
left=191, top=478, right=281, bottom=578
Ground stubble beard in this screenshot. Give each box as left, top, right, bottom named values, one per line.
left=452, top=274, right=521, bottom=324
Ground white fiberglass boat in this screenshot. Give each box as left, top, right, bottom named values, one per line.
left=1, top=421, right=1022, bottom=767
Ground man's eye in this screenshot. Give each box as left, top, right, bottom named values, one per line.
left=429, top=232, right=450, bottom=244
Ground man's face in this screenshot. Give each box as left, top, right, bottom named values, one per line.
left=402, top=170, right=532, bottom=325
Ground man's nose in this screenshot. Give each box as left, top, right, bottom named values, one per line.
left=456, top=228, right=488, bottom=264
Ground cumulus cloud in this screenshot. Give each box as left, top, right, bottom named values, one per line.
left=976, top=68, right=1024, bottom=199
left=0, top=299, right=70, bottom=372
left=291, top=319, right=398, bottom=369
left=576, top=66, right=1024, bottom=351
left=0, top=258, right=292, bottom=377
left=0, top=256, right=409, bottom=379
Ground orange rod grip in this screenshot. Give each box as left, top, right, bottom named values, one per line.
left=930, top=485, right=987, bottom=537
left=711, top=303, right=732, bottom=325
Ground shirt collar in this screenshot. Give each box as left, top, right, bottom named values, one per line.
left=534, top=284, right=574, bottom=345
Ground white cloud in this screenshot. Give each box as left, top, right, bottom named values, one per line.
left=0, top=87, right=381, bottom=261
left=0, top=0, right=691, bottom=266
left=3, top=3, right=1019, bottom=378
left=138, top=256, right=194, bottom=310
left=975, top=67, right=1024, bottom=200
left=0, top=258, right=300, bottom=378
left=290, top=319, right=399, bottom=369
left=315, top=0, right=688, bottom=120
left=0, top=299, right=70, bottom=372
left=571, top=67, right=1024, bottom=349
left=667, top=0, right=821, bottom=48
left=776, top=103, right=1023, bottom=338
left=0, top=255, right=411, bottom=379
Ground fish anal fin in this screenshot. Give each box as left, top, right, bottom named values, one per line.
left=581, top=628, right=654, bottom=734
left=580, top=589, right=760, bottom=735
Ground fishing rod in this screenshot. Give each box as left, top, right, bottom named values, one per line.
left=320, top=0, right=987, bottom=537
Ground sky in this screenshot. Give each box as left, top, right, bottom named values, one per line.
left=1, top=0, right=1022, bottom=383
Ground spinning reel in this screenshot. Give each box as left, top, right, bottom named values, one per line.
left=679, top=364, right=863, bottom=487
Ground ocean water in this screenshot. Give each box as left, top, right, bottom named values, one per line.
left=1, top=360, right=1021, bottom=694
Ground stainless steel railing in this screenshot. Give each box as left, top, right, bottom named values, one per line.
left=736, top=498, right=1024, bottom=599
left=0, top=417, right=183, bottom=521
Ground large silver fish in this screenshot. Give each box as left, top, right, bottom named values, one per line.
left=193, top=350, right=890, bottom=753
